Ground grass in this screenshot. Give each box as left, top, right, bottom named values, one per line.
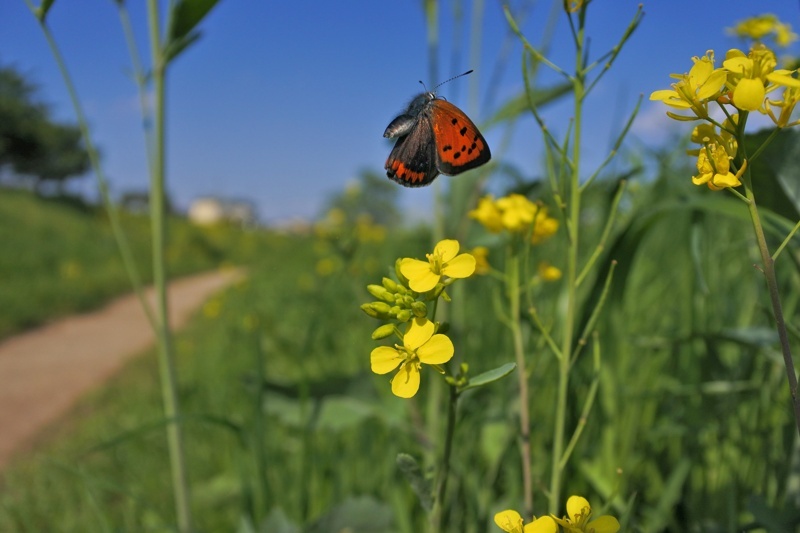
left=1, top=170, right=799, bottom=531
left=0, top=188, right=262, bottom=339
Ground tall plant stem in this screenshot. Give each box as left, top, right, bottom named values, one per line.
left=146, top=2, right=193, bottom=531
left=550, top=10, right=586, bottom=516
left=24, top=1, right=155, bottom=331
left=430, top=385, right=458, bottom=532
left=743, top=175, right=800, bottom=436
left=507, top=252, right=534, bottom=515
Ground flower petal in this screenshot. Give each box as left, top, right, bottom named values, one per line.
left=587, top=516, right=621, bottom=533
left=391, top=362, right=420, bottom=398
left=434, top=239, right=460, bottom=262
left=733, top=78, right=765, bottom=111
left=566, top=496, right=590, bottom=521
left=370, top=346, right=402, bottom=375
left=417, top=334, right=454, bottom=364
left=400, top=258, right=439, bottom=292
left=403, top=318, right=435, bottom=351
left=494, top=510, right=524, bottom=533
left=442, top=253, right=476, bottom=279
left=524, top=516, right=557, bottom=533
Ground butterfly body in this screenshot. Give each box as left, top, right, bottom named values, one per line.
left=384, top=91, right=490, bottom=187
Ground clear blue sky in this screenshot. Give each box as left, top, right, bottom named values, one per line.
left=1, top=1, right=798, bottom=223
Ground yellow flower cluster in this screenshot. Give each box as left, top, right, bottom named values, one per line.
left=650, top=46, right=798, bottom=122
left=363, top=240, right=476, bottom=398
left=650, top=21, right=800, bottom=191
left=728, top=13, right=798, bottom=48
left=469, top=194, right=559, bottom=244
left=495, top=496, right=619, bottom=533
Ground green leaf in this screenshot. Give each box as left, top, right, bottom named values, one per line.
left=168, top=0, right=220, bottom=42
left=256, top=508, right=301, bottom=533
left=164, top=0, right=220, bottom=63
left=36, top=0, right=56, bottom=22
left=316, top=396, right=376, bottom=431
left=396, top=453, right=433, bottom=512
left=305, top=496, right=393, bottom=533
left=484, top=82, right=571, bottom=129
left=461, top=362, right=516, bottom=391
left=641, top=458, right=691, bottom=532
left=163, top=32, right=203, bottom=65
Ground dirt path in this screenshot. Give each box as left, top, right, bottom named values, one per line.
left=0, top=269, right=243, bottom=468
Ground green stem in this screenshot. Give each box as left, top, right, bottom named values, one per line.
left=430, top=385, right=459, bottom=532
left=25, top=0, right=155, bottom=330
left=145, top=2, right=193, bottom=530
left=742, top=170, right=800, bottom=436
left=550, top=7, right=586, bottom=515
left=507, top=250, right=533, bottom=515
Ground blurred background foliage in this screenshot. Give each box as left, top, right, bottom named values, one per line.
left=2, top=2, right=800, bottom=533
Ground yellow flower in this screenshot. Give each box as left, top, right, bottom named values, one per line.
left=494, top=510, right=557, bottom=533
left=691, top=141, right=745, bottom=191
left=532, top=206, right=559, bottom=244
left=551, top=496, right=620, bottom=533
left=469, top=195, right=505, bottom=233
left=538, top=261, right=562, bottom=282
left=471, top=246, right=491, bottom=275
left=723, top=45, right=782, bottom=112
left=765, top=72, right=800, bottom=127
left=728, top=14, right=799, bottom=48
left=399, top=239, right=476, bottom=292
left=355, top=214, right=387, bottom=243
left=316, top=257, right=338, bottom=276
left=496, top=194, right=538, bottom=232
left=370, top=318, right=454, bottom=398
left=650, top=51, right=727, bottom=120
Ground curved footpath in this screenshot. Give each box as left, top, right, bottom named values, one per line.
left=0, top=269, right=243, bottom=469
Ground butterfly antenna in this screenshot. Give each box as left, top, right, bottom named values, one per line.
left=432, top=69, right=473, bottom=92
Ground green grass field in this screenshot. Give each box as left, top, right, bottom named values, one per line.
left=0, top=188, right=262, bottom=339
left=1, top=167, right=799, bottom=531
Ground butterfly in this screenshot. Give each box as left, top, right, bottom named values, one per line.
left=383, top=71, right=491, bottom=187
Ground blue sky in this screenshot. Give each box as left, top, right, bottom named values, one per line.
left=1, top=1, right=798, bottom=223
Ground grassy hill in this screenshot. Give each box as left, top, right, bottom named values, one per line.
left=0, top=188, right=262, bottom=339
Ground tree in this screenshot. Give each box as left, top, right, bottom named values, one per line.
left=0, top=64, right=89, bottom=190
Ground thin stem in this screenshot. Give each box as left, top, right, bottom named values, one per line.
left=145, top=1, right=193, bottom=530
left=549, top=6, right=586, bottom=515
left=773, top=218, right=800, bottom=261
left=430, top=385, right=459, bottom=532
left=559, top=333, right=601, bottom=470
left=24, top=0, right=155, bottom=330
left=507, top=251, right=534, bottom=515
left=576, top=181, right=625, bottom=287
left=742, top=168, right=800, bottom=436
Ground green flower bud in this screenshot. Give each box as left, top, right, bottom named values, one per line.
left=365, top=301, right=392, bottom=319
left=360, top=303, right=380, bottom=318
left=389, top=305, right=402, bottom=317
left=402, top=294, right=416, bottom=306
left=382, top=277, right=399, bottom=293
left=367, top=284, right=394, bottom=302
left=411, top=301, right=428, bottom=318
left=371, top=323, right=396, bottom=340
left=396, top=309, right=412, bottom=322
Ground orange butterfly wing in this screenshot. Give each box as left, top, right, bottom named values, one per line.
left=429, top=99, right=491, bottom=176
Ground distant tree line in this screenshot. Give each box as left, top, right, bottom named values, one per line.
left=0, top=63, right=89, bottom=191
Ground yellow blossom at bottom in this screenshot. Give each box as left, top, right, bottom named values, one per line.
left=370, top=318, right=454, bottom=398
left=495, top=510, right=557, bottom=533
left=691, top=142, right=743, bottom=190
left=538, top=262, right=562, bottom=282
left=552, top=496, right=620, bottom=533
